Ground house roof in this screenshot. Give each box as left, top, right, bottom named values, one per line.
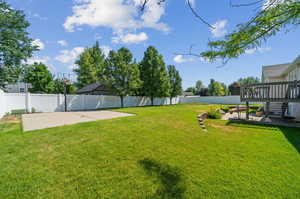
left=284, top=55, right=300, bottom=75
left=262, top=55, right=300, bottom=79
left=262, top=63, right=290, bottom=78
left=76, top=83, right=104, bottom=93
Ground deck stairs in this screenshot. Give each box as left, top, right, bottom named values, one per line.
left=268, top=102, right=289, bottom=117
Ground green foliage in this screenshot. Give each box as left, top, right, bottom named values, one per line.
left=195, top=80, right=204, bottom=95
left=0, top=0, right=37, bottom=86
left=74, top=41, right=106, bottom=88
left=168, top=65, right=182, bottom=101
left=24, top=62, right=54, bottom=93
left=228, top=82, right=241, bottom=95
left=10, top=109, right=26, bottom=115
left=221, top=106, right=230, bottom=113
left=207, top=109, right=222, bottom=119
left=185, top=87, right=196, bottom=94
left=31, top=107, right=36, bottom=113
left=140, top=46, right=170, bottom=105
left=238, top=77, right=260, bottom=86
left=105, top=48, right=141, bottom=107
left=201, top=0, right=300, bottom=61
left=50, top=79, right=76, bottom=94
left=208, top=79, right=226, bottom=96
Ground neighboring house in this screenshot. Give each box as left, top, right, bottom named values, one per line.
left=241, top=55, right=300, bottom=121
left=5, top=82, right=32, bottom=93
left=76, top=83, right=113, bottom=95
left=182, top=92, right=194, bottom=97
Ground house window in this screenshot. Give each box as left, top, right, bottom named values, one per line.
left=20, top=88, right=25, bottom=93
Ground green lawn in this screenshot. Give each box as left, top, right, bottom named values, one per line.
left=0, top=104, right=300, bottom=199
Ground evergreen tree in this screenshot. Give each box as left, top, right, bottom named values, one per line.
left=168, top=65, right=182, bottom=104
left=106, top=48, right=141, bottom=107
left=195, top=80, right=204, bottom=95
left=140, top=46, right=170, bottom=105
left=74, top=41, right=106, bottom=88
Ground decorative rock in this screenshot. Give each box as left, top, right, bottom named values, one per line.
left=219, top=109, right=225, bottom=114
left=197, top=112, right=208, bottom=132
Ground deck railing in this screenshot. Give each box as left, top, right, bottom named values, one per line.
left=241, top=80, right=300, bottom=102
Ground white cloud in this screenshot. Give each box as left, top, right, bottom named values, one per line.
left=27, top=11, right=48, bottom=20
left=55, top=45, right=111, bottom=69
left=174, top=55, right=194, bottom=63
left=245, top=47, right=272, bottom=54
left=32, top=13, right=48, bottom=20
left=64, top=0, right=169, bottom=40
left=27, top=56, right=56, bottom=72
left=100, top=45, right=112, bottom=56
left=112, top=32, right=148, bottom=44
left=32, top=39, right=45, bottom=50
left=55, top=47, right=85, bottom=69
left=57, top=40, right=68, bottom=47
left=210, top=20, right=228, bottom=38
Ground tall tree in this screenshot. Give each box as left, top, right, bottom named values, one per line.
left=168, top=65, right=182, bottom=104
left=229, top=82, right=241, bottom=95
left=50, top=79, right=75, bottom=94
left=24, top=62, right=54, bottom=93
left=74, top=41, right=106, bottom=88
left=208, top=79, right=226, bottom=96
left=105, top=48, right=141, bottom=108
left=0, top=0, right=37, bottom=87
left=140, top=46, right=170, bottom=105
left=185, top=87, right=196, bottom=94
left=195, top=80, right=204, bottom=95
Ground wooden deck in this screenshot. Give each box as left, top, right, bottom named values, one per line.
left=241, top=80, right=300, bottom=102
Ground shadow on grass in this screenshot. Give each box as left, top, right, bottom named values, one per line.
left=279, top=126, right=300, bottom=153
left=138, top=158, right=186, bottom=199
left=226, top=120, right=300, bottom=154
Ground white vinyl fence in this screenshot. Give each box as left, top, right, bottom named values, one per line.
left=179, top=96, right=250, bottom=105
left=0, top=88, right=249, bottom=119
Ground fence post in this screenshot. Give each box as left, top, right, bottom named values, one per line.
left=57, top=94, right=63, bottom=112
left=0, top=89, right=5, bottom=118
left=25, top=92, right=31, bottom=113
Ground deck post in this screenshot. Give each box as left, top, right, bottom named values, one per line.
left=246, top=101, right=249, bottom=120
left=266, top=102, right=270, bottom=116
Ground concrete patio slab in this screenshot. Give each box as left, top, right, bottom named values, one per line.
left=22, top=111, right=134, bottom=132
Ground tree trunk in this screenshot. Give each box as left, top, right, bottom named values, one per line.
left=120, top=95, right=124, bottom=108
left=170, top=97, right=172, bottom=105
left=151, top=96, right=154, bottom=106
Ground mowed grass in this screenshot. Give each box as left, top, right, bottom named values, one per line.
left=0, top=104, right=300, bottom=199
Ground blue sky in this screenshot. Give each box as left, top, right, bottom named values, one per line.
left=7, top=0, right=300, bottom=89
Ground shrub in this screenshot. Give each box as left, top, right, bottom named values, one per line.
left=221, top=107, right=230, bottom=113
left=11, top=109, right=26, bottom=115
left=207, top=109, right=222, bottom=119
